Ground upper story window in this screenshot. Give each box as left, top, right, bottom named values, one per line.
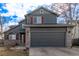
left=40, top=9, right=44, bottom=14
left=35, top=16, right=42, bottom=24
left=30, top=16, right=44, bottom=24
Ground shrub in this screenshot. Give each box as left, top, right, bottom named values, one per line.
left=4, top=40, right=17, bottom=50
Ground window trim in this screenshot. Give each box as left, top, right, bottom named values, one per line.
left=36, top=16, right=42, bottom=24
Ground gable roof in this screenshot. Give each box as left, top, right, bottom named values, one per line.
left=4, top=24, right=20, bottom=33
left=25, top=7, right=59, bottom=17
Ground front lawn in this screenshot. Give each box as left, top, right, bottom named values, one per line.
left=0, top=48, right=29, bottom=56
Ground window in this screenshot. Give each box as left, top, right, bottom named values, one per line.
left=40, top=9, right=44, bottom=14
left=34, top=16, right=42, bottom=24
left=9, top=34, right=16, bottom=40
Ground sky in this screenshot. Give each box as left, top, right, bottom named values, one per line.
left=0, top=0, right=79, bottom=31
left=0, top=0, right=54, bottom=31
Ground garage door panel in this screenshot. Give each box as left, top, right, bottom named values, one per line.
left=31, top=32, right=64, bottom=36
left=31, top=28, right=65, bottom=47
left=31, top=32, right=65, bottom=39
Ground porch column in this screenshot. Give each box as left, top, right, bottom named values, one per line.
left=19, top=33, right=21, bottom=45
left=25, top=27, right=30, bottom=48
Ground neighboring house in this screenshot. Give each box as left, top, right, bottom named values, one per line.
left=4, top=20, right=25, bottom=46
left=23, top=7, right=74, bottom=48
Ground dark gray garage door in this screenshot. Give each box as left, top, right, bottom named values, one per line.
left=31, top=28, right=66, bottom=47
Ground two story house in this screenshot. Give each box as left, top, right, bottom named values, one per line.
left=23, top=7, right=74, bottom=48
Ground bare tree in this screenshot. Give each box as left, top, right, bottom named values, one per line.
left=0, top=14, right=3, bottom=40
left=60, top=3, right=79, bottom=39
left=50, top=3, right=79, bottom=43
left=50, top=3, right=79, bottom=23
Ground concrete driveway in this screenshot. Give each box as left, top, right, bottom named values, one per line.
left=30, top=47, right=79, bottom=56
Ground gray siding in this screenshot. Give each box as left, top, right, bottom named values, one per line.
left=26, top=8, right=57, bottom=24
left=43, top=14, right=56, bottom=24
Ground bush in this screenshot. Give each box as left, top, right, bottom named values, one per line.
left=0, top=40, right=4, bottom=46
left=72, top=38, right=79, bottom=46
left=4, top=40, right=17, bottom=50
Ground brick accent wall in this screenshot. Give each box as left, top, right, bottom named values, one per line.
left=25, top=27, right=30, bottom=48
